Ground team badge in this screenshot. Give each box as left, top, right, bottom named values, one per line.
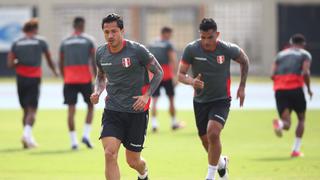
left=216, top=55, right=225, bottom=64
left=122, top=57, right=131, bottom=68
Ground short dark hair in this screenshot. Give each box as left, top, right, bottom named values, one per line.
left=23, top=18, right=38, bottom=33
left=290, top=33, right=306, bottom=45
left=161, top=26, right=172, bottom=34
left=199, top=18, right=217, bottom=32
left=73, top=17, right=85, bottom=28
left=101, top=13, right=124, bottom=30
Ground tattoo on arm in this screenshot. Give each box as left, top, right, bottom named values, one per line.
left=94, top=65, right=107, bottom=95
left=234, top=49, right=249, bottom=87
left=146, top=57, right=163, bottom=96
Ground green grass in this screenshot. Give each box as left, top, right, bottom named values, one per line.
left=0, top=109, right=319, bottom=180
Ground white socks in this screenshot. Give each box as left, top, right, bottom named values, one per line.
left=206, top=164, right=217, bottom=180
left=292, top=137, right=302, bottom=152
left=23, top=125, right=32, bottom=140
left=138, top=168, right=148, bottom=179
left=151, top=117, right=158, bottom=128
left=70, top=131, right=78, bottom=146
left=278, top=119, right=284, bottom=129
left=171, top=117, right=178, bottom=126
left=83, top=123, right=92, bottom=139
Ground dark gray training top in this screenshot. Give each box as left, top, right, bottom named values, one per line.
left=96, top=40, right=154, bottom=113
left=182, top=39, right=241, bottom=103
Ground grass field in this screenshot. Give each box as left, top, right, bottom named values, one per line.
left=0, top=109, right=319, bottom=180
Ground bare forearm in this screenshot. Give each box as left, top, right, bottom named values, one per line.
left=94, top=71, right=106, bottom=95
left=237, top=51, right=249, bottom=87
left=178, top=72, right=193, bottom=85
left=304, top=73, right=311, bottom=90
left=147, top=58, right=163, bottom=96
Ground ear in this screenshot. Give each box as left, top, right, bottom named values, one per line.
left=216, top=31, right=220, bottom=38
left=120, top=28, right=125, bottom=36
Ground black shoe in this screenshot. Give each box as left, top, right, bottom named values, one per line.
left=138, top=176, right=148, bottom=180
left=71, top=144, right=78, bottom=150
left=152, top=127, right=158, bottom=133
left=217, top=156, right=229, bottom=179
left=82, top=137, right=93, bottom=149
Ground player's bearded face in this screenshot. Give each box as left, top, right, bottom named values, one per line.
left=103, top=22, right=124, bottom=48
left=200, top=30, right=219, bottom=51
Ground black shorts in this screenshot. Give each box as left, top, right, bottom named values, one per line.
left=100, top=109, right=149, bottom=152
left=193, top=99, right=231, bottom=136
left=16, top=75, right=41, bottom=108
left=275, top=88, right=306, bottom=116
left=152, top=79, right=174, bottom=97
left=63, top=83, right=92, bottom=105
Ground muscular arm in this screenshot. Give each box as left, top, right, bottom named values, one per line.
left=302, top=60, right=312, bottom=98
left=44, top=51, right=58, bottom=76
left=177, top=62, right=193, bottom=85
left=94, top=65, right=107, bottom=96
left=234, top=49, right=249, bottom=88
left=90, top=48, right=97, bottom=77
left=168, top=50, right=177, bottom=74
left=146, top=57, right=163, bottom=96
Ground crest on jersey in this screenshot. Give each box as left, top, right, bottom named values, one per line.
left=122, top=57, right=131, bottom=68
left=216, top=55, right=225, bottom=64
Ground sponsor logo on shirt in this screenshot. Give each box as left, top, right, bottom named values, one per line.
left=122, top=57, right=131, bottom=68
left=195, top=57, right=207, bottom=61
left=101, top=62, right=112, bottom=66
left=217, top=55, right=225, bottom=64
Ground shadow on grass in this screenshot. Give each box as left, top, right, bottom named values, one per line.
left=0, top=147, right=25, bottom=153
left=253, top=156, right=293, bottom=162
left=29, top=149, right=77, bottom=155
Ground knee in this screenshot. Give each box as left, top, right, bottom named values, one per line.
left=207, top=129, right=220, bottom=144
left=104, top=147, right=118, bottom=162
left=126, top=157, right=140, bottom=169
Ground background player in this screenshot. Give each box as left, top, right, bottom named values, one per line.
left=272, top=33, right=313, bottom=157
left=178, top=18, right=249, bottom=180
left=7, top=18, right=58, bottom=148
left=59, top=17, right=96, bottom=150
left=148, top=26, right=183, bottom=132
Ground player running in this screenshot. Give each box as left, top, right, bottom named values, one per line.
left=178, top=18, right=249, bottom=180
left=90, top=13, right=163, bottom=180
left=271, top=33, right=313, bottom=157
left=7, top=18, right=58, bottom=149
left=59, top=17, right=96, bottom=150
left=148, top=26, right=183, bottom=132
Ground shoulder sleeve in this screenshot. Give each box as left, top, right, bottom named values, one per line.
left=136, top=43, right=154, bottom=66
left=40, top=39, right=49, bottom=52
left=10, top=41, right=17, bottom=54
left=167, top=41, right=174, bottom=51
left=181, top=44, right=193, bottom=64
left=225, top=42, right=241, bottom=60
left=303, top=51, right=312, bottom=62
left=59, top=42, right=64, bottom=54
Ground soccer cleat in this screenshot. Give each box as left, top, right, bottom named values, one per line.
left=291, top=151, right=304, bottom=158
left=171, top=121, right=186, bottom=131
left=71, top=144, right=78, bottom=150
left=273, top=119, right=283, bottom=137
left=22, top=137, right=38, bottom=149
left=218, top=156, right=229, bottom=179
left=152, top=127, right=158, bottom=133
left=137, top=176, right=148, bottom=180
left=82, top=137, right=93, bottom=149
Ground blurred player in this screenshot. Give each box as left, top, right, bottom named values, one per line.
left=271, top=33, right=313, bottom=157
left=148, top=27, right=183, bottom=132
left=178, top=18, right=249, bottom=180
left=90, top=13, right=163, bottom=180
left=7, top=18, right=58, bottom=149
left=59, top=17, right=96, bottom=150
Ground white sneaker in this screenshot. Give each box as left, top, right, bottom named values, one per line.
left=217, top=156, right=229, bottom=180
left=21, top=136, right=38, bottom=149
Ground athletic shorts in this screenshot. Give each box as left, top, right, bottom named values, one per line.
left=152, top=79, right=174, bottom=97
left=275, top=87, right=306, bottom=116
left=63, top=83, right=92, bottom=105
left=16, top=75, right=41, bottom=108
left=100, top=109, right=149, bottom=152
left=193, top=98, right=231, bottom=136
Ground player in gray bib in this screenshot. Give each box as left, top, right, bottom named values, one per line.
left=178, top=18, right=249, bottom=180
left=90, top=13, right=163, bottom=180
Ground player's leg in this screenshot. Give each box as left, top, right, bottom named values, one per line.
left=63, top=84, right=78, bottom=149
left=194, top=101, right=210, bottom=152
left=101, top=137, right=121, bottom=180
left=151, top=84, right=161, bottom=132
left=291, top=88, right=306, bottom=157
left=273, top=90, right=291, bottom=137
left=124, top=111, right=149, bottom=179
left=81, top=83, right=94, bottom=148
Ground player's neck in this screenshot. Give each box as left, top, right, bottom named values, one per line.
left=109, top=39, right=126, bottom=54
left=74, top=30, right=83, bottom=35
left=25, top=32, right=36, bottom=38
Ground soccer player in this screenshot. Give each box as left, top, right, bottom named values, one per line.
left=148, top=27, right=183, bottom=132
left=59, top=17, right=96, bottom=150
left=90, top=13, right=163, bottom=180
left=271, top=34, right=313, bottom=157
left=177, top=18, right=249, bottom=180
left=7, top=18, right=58, bottom=149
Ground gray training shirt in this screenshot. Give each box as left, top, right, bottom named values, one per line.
left=182, top=40, right=241, bottom=103
left=96, top=40, right=154, bottom=113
